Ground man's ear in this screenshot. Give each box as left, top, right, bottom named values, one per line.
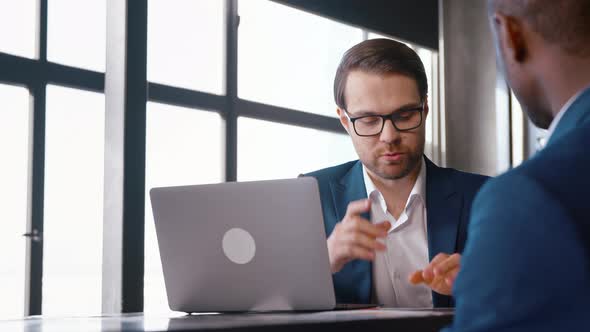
left=493, top=13, right=527, bottom=63
left=336, top=108, right=351, bottom=135
left=423, top=96, right=429, bottom=119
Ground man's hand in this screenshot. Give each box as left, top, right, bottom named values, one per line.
left=327, top=199, right=390, bottom=273
left=408, top=253, right=461, bottom=296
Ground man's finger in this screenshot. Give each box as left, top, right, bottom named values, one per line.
left=422, top=253, right=450, bottom=281
left=376, top=220, right=391, bottom=231
left=445, top=267, right=460, bottom=286
left=434, top=253, right=461, bottom=277
left=346, top=218, right=388, bottom=238
left=344, top=199, right=371, bottom=221
left=409, top=270, right=425, bottom=284
left=348, top=246, right=375, bottom=261
left=346, top=232, right=386, bottom=251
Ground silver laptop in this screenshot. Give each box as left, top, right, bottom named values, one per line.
left=150, top=177, right=337, bottom=312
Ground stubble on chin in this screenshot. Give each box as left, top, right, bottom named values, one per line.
left=368, top=153, right=421, bottom=181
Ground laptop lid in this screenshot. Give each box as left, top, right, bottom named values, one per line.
left=150, top=177, right=336, bottom=312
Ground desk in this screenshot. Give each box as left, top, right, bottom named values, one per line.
left=0, top=309, right=452, bottom=332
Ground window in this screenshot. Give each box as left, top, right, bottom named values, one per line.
left=43, top=85, right=105, bottom=316
left=148, top=0, right=225, bottom=94
left=238, top=0, right=363, bottom=116
left=144, top=102, right=224, bottom=313
left=511, top=91, right=525, bottom=166
left=0, top=0, right=443, bottom=316
left=368, top=32, right=412, bottom=48
left=47, top=0, right=106, bottom=71
left=0, top=0, right=37, bottom=58
left=416, top=47, right=436, bottom=159
left=237, top=117, right=357, bottom=181
left=0, top=84, right=30, bottom=319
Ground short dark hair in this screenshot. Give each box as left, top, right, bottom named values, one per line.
left=489, top=0, right=590, bottom=56
left=334, top=38, right=428, bottom=110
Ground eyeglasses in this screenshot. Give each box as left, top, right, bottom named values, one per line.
left=344, top=104, right=424, bottom=137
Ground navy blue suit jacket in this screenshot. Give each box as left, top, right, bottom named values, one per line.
left=305, top=158, right=488, bottom=307
left=445, top=88, right=590, bottom=331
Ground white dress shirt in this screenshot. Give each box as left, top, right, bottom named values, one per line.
left=363, top=158, right=433, bottom=308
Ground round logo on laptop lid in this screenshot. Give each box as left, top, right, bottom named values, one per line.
left=222, top=228, right=256, bottom=264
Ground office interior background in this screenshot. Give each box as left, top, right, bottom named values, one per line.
left=0, top=0, right=547, bottom=319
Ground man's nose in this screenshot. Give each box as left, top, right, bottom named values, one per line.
left=379, top=119, right=401, bottom=144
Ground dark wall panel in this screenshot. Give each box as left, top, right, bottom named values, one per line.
left=272, top=0, right=438, bottom=50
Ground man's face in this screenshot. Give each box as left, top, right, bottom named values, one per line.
left=338, top=70, right=428, bottom=181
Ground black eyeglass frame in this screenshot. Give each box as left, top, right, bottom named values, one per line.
left=344, top=104, right=425, bottom=137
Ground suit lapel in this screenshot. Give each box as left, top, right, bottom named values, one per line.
left=425, top=158, right=462, bottom=307
left=330, top=161, right=369, bottom=223
left=425, top=158, right=461, bottom=260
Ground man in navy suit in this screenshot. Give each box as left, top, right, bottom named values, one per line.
left=434, top=1, right=590, bottom=330
left=305, top=39, right=488, bottom=308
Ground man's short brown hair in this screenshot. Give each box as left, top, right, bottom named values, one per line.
left=334, top=38, right=428, bottom=110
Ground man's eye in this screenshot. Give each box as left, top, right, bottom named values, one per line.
left=396, top=111, right=415, bottom=120
left=358, top=117, right=380, bottom=124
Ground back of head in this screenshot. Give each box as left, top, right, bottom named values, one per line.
left=489, top=0, right=590, bottom=57
left=488, top=0, right=590, bottom=129
left=334, top=38, right=427, bottom=110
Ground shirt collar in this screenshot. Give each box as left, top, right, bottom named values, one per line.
left=362, top=157, right=427, bottom=214
left=545, top=84, right=590, bottom=144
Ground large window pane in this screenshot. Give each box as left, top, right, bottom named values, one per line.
left=47, top=0, right=106, bottom=71
left=416, top=47, right=436, bottom=156
left=43, top=85, right=105, bottom=316
left=238, top=117, right=357, bottom=181
left=148, top=0, right=224, bottom=94
left=367, top=32, right=412, bottom=47
left=511, top=91, right=525, bottom=166
left=0, top=85, right=30, bottom=319
left=238, top=0, right=363, bottom=117
left=145, top=102, right=224, bottom=314
left=0, top=0, right=37, bottom=58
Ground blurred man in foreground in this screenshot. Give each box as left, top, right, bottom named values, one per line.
left=439, top=1, right=590, bottom=330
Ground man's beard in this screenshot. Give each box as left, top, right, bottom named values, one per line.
left=369, top=149, right=423, bottom=181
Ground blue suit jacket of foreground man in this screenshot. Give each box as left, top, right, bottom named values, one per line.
left=306, top=157, right=488, bottom=307
left=445, top=88, right=590, bottom=331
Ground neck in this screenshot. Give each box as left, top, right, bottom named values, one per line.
left=539, top=52, right=590, bottom=117
left=368, top=158, right=422, bottom=218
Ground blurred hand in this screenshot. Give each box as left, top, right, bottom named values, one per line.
left=327, top=199, right=390, bottom=273
left=408, top=253, right=461, bottom=295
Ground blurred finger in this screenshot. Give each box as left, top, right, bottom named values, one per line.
left=349, top=246, right=375, bottom=261
left=423, top=253, right=450, bottom=282
left=376, top=220, right=391, bottom=232
left=344, top=199, right=371, bottom=221
left=347, top=218, right=388, bottom=238
left=434, top=253, right=461, bottom=277
left=445, top=267, right=460, bottom=286
left=409, top=270, right=425, bottom=285
left=346, top=232, right=386, bottom=251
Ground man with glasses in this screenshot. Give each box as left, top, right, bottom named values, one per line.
left=305, top=38, right=488, bottom=308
